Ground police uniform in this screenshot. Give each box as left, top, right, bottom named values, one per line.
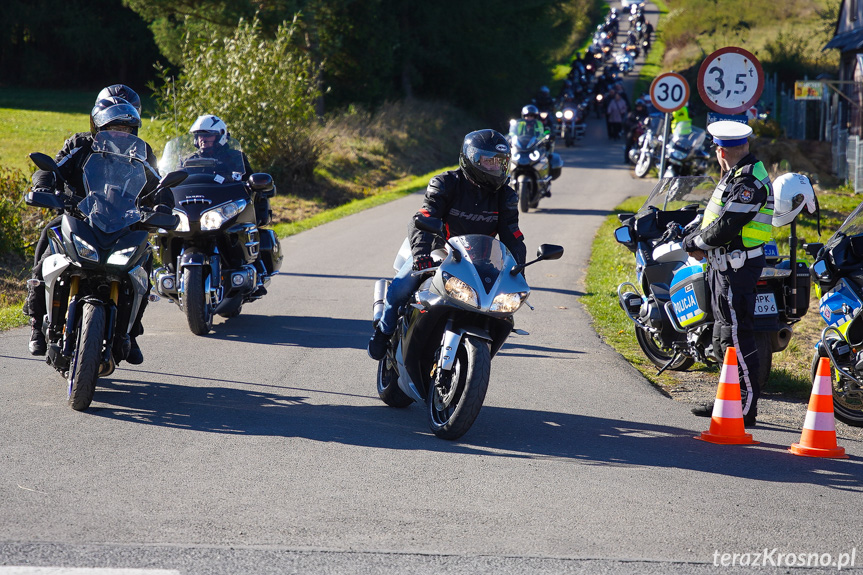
left=683, top=121, right=774, bottom=422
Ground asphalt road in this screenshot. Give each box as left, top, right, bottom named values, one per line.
left=3, top=6, right=863, bottom=575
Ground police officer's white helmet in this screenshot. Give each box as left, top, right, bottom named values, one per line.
left=772, top=172, right=816, bottom=227
left=189, top=114, right=228, bottom=146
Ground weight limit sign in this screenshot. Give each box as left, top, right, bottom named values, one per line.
left=697, top=46, right=764, bottom=115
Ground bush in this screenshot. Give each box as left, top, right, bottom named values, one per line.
left=152, top=15, right=322, bottom=186
left=0, top=165, right=42, bottom=256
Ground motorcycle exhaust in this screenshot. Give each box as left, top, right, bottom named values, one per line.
left=373, top=279, right=389, bottom=326
left=770, top=327, right=793, bottom=353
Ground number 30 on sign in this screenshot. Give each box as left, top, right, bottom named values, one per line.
left=649, top=73, right=690, bottom=114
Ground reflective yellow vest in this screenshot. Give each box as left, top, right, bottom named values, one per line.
left=701, top=161, right=774, bottom=248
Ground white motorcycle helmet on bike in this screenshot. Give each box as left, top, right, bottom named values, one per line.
left=189, top=114, right=229, bottom=148
left=772, top=172, right=817, bottom=227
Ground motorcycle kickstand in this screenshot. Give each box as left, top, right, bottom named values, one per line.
left=656, top=352, right=682, bottom=376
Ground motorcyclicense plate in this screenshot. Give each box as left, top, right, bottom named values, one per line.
left=754, top=293, right=778, bottom=316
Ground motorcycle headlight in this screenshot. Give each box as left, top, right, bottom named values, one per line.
left=72, top=234, right=99, bottom=263
left=555, top=111, right=563, bottom=119
left=490, top=292, right=528, bottom=313
left=173, top=210, right=190, bottom=232
left=444, top=274, right=478, bottom=308
left=529, top=150, right=542, bottom=161
left=201, top=199, right=247, bottom=231
left=512, top=153, right=522, bottom=162
left=107, top=246, right=137, bottom=267
left=564, top=109, right=574, bottom=120
left=540, top=111, right=548, bottom=120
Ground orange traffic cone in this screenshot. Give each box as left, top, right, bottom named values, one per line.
left=790, top=357, right=848, bottom=458
left=695, top=346, right=758, bottom=445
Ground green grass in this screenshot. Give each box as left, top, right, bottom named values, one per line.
left=582, top=184, right=863, bottom=394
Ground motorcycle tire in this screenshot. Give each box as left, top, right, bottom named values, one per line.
left=183, top=266, right=213, bottom=336
left=67, top=302, right=105, bottom=411
left=428, top=335, right=491, bottom=440
left=377, top=358, right=412, bottom=408
left=811, top=351, right=863, bottom=427
left=634, top=327, right=694, bottom=371
left=634, top=150, right=652, bottom=178
left=754, top=332, right=773, bottom=392
left=517, top=176, right=531, bottom=213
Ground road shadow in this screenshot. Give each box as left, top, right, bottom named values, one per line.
left=206, top=314, right=368, bottom=349
left=87, top=376, right=863, bottom=492
left=531, top=208, right=613, bottom=217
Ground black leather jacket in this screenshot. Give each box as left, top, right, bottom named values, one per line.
left=409, top=169, right=526, bottom=265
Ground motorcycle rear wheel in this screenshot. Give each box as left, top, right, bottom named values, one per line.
left=67, top=303, right=105, bottom=411
left=428, top=335, right=491, bottom=440
left=634, top=327, right=694, bottom=371
left=377, top=358, right=412, bottom=408
left=811, top=351, right=863, bottom=427
left=183, top=266, right=213, bottom=336
left=634, top=150, right=652, bottom=178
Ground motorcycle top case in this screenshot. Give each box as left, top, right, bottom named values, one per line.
left=669, top=263, right=711, bottom=328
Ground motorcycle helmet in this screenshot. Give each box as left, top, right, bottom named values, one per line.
left=521, top=104, right=539, bottom=120
left=459, top=129, right=511, bottom=191
left=772, top=172, right=817, bottom=227
left=96, top=84, right=142, bottom=115
left=90, top=96, right=141, bottom=135
left=189, top=114, right=229, bottom=148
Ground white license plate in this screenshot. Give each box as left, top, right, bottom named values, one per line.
left=754, top=293, right=778, bottom=316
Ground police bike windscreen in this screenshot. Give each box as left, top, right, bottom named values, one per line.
left=639, top=175, right=716, bottom=213
left=78, top=130, right=149, bottom=234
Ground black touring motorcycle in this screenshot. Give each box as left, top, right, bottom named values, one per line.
left=24, top=131, right=184, bottom=410
left=152, top=135, right=282, bottom=335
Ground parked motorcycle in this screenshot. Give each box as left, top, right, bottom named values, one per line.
left=372, top=215, right=564, bottom=439
left=152, top=135, right=282, bottom=335
left=662, top=126, right=711, bottom=178
left=506, top=122, right=564, bottom=212
left=614, top=176, right=810, bottom=378
left=805, top=201, right=863, bottom=426
left=24, top=131, right=184, bottom=410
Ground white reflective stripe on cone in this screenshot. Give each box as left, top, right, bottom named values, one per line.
left=813, top=374, right=832, bottom=396
left=712, top=398, right=744, bottom=419
left=803, top=410, right=837, bottom=432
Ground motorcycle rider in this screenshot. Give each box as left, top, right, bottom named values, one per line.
left=24, top=97, right=170, bottom=363
left=186, top=114, right=253, bottom=180
left=683, top=120, right=774, bottom=426
left=367, top=129, right=527, bottom=360
left=511, top=105, right=547, bottom=138
left=623, top=99, right=649, bottom=163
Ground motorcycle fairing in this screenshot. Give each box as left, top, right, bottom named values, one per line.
left=820, top=278, right=863, bottom=333
left=61, top=215, right=149, bottom=270
left=126, top=264, right=149, bottom=334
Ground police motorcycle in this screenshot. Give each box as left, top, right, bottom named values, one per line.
left=631, top=114, right=665, bottom=177
left=614, top=176, right=811, bottom=377
left=23, top=131, right=184, bottom=411
left=555, top=96, right=586, bottom=147
left=152, top=135, right=282, bottom=335
left=506, top=120, right=564, bottom=212
left=802, top=177, right=863, bottom=426
left=371, top=215, right=564, bottom=439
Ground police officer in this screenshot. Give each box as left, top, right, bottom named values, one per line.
left=367, top=129, right=526, bottom=360
left=683, top=120, right=774, bottom=426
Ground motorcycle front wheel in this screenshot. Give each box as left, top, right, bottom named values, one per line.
left=634, top=149, right=652, bottom=178
left=183, top=266, right=213, bottom=336
left=517, top=176, right=532, bottom=213
left=67, top=303, right=105, bottom=411
left=428, top=335, right=491, bottom=440
left=810, top=351, right=863, bottom=427
left=377, top=358, right=412, bottom=408
left=634, top=327, right=694, bottom=371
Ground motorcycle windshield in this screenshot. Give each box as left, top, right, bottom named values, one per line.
left=80, top=131, right=148, bottom=234
left=158, top=135, right=246, bottom=180
left=450, top=235, right=507, bottom=291
left=829, top=201, right=863, bottom=244
left=639, top=175, right=716, bottom=214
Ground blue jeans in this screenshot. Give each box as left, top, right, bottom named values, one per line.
left=379, top=258, right=423, bottom=335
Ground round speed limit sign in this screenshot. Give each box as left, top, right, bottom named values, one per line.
left=697, top=46, right=764, bottom=115
left=649, top=73, right=690, bottom=114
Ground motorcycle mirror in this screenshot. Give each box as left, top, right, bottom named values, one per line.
left=23, top=190, right=64, bottom=210
left=142, top=209, right=180, bottom=231
left=614, top=225, right=633, bottom=244
left=414, top=215, right=445, bottom=236
left=158, top=170, right=188, bottom=190
left=29, top=152, right=59, bottom=173
left=536, top=244, right=564, bottom=260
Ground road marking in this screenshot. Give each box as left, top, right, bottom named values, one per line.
left=0, top=569, right=181, bottom=574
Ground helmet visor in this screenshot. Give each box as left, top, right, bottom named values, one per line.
left=93, top=103, right=141, bottom=131
left=466, top=146, right=509, bottom=179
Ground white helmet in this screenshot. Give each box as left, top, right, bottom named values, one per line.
left=772, top=172, right=816, bottom=227
left=189, top=114, right=228, bottom=146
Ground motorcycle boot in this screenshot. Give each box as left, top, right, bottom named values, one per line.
left=29, top=318, right=47, bottom=356
left=126, top=338, right=144, bottom=365
left=367, top=326, right=390, bottom=361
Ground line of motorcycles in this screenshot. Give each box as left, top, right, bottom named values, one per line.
left=629, top=115, right=712, bottom=179
left=614, top=175, right=863, bottom=428
left=24, top=131, right=282, bottom=411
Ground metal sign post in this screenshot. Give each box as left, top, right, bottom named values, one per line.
left=659, top=112, right=671, bottom=178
